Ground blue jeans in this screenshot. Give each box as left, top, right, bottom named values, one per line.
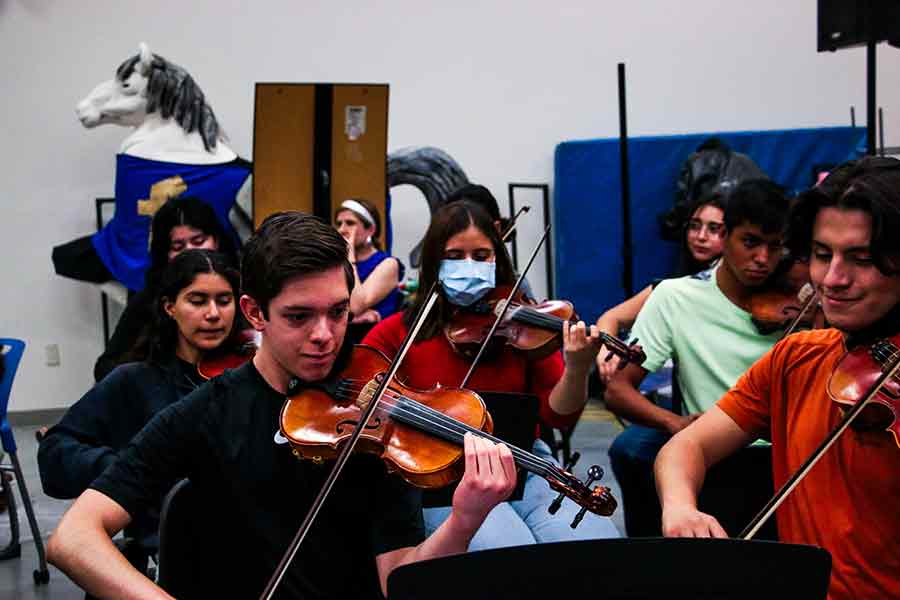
left=608, top=424, right=777, bottom=539
left=608, top=424, right=671, bottom=537
left=423, top=439, right=621, bottom=551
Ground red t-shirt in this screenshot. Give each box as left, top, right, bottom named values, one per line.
left=718, top=328, right=900, bottom=599
left=361, top=313, right=578, bottom=431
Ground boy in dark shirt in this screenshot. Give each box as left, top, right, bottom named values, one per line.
left=47, top=212, right=517, bottom=600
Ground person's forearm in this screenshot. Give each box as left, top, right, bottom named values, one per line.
left=549, top=363, right=591, bottom=417
left=654, top=432, right=708, bottom=513
left=349, top=265, right=367, bottom=314
left=596, top=311, right=622, bottom=337
left=377, top=511, right=477, bottom=594
left=48, top=518, right=172, bottom=600
left=410, top=510, right=475, bottom=562
left=596, top=286, right=651, bottom=337
left=605, top=379, right=681, bottom=431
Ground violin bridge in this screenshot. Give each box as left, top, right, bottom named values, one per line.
left=356, top=378, right=383, bottom=412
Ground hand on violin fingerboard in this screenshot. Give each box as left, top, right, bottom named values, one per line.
left=596, top=350, right=621, bottom=385
left=562, top=321, right=603, bottom=372
left=450, top=433, right=517, bottom=535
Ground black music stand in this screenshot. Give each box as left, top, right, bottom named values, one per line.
left=388, top=538, right=831, bottom=600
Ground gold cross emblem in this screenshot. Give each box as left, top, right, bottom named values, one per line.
left=137, top=175, right=187, bottom=217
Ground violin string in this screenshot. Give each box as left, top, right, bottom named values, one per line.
left=333, top=387, right=557, bottom=477
left=512, top=306, right=566, bottom=331
left=513, top=308, right=631, bottom=354
left=869, top=341, right=900, bottom=383
left=328, top=380, right=561, bottom=477
left=339, top=393, right=557, bottom=477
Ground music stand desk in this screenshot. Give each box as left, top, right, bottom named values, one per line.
left=388, top=538, right=831, bottom=599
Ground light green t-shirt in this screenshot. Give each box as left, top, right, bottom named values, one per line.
left=629, top=265, right=782, bottom=415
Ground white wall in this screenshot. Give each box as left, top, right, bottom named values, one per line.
left=2, top=1, right=898, bottom=412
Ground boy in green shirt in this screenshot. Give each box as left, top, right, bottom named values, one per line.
left=605, top=179, right=789, bottom=537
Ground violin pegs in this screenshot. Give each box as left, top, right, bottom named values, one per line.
left=570, top=506, right=589, bottom=529
left=548, top=492, right=566, bottom=515
left=586, top=465, right=604, bottom=483
left=563, top=451, right=581, bottom=472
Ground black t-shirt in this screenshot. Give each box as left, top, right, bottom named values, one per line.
left=91, top=361, right=425, bottom=599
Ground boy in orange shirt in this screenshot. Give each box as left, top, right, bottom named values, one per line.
left=654, top=157, right=900, bottom=599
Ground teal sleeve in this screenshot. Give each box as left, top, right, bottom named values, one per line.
left=629, top=281, right=675, bottom=374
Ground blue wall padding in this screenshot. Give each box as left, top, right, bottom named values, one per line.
left=553, top=126, right=865, bottom=323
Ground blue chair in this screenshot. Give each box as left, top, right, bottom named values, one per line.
left=0, top=338, right=50, bottom=584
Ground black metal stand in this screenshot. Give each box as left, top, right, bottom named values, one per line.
left=95, top=197, right=116, bottom=347
left=506, top=183, right=553, bottom=296
left=867, top=41, right=877, bottom=156
left=617, top=63, right=633, bottom=298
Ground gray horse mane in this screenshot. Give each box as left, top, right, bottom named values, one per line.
left=117, top=53, right=221, bottom=151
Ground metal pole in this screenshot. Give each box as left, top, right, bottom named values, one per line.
left=867, top=41, right=876, bottom=156
left=617, top=63, right=633, bottom=298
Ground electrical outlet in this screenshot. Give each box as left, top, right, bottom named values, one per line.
left=45, top=344, right=61, bottom=367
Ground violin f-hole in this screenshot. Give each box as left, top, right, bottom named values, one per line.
left=336, top=418, right=382, bottom=434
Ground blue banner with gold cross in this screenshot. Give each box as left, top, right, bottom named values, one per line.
left=92, top=153, right=250, bottom=291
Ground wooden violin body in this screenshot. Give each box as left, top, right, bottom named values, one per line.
left=445, top=285, right=645, bottom=367
left=281, top=344, right=492, bottom=489
left=446, top=286, right=575, bottom=360
left=749, top=259, right=825, bottom=336
left=197, top=329, right=260, bottom=380
left=828, top=336, right=900, bottom=447
left=280, top=344, right=618, bottom=516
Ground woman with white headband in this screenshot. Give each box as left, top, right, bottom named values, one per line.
left=334, top=198, right=404, bottom=330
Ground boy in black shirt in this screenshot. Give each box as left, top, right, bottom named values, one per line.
left=47, top=212, right=517, bottom=599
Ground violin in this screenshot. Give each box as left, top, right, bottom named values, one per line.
left=741, top=332, right=900, bottom=539
left=828, top=335, right=900, bottom=446
left=749, top=258, right=825, bottom=336
left=445, top=285, right=646, bottom=365
left=197, top=329, right=260, bottom=380
left=280, top=344, right=618, bottom=515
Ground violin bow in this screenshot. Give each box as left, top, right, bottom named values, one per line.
left=259, top=283, right=441, bottom=600
left=740, top=348, right=900, bottom=540
left=500, top=205, right=530, bottom=242
left=459, top=224, right=551, bottom=389
left=780, top=285, right=819, bottom=339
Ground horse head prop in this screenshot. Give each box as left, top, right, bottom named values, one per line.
left=75, top=42, right=235, bottom=163
left=54, top=43, right=250, bottom=293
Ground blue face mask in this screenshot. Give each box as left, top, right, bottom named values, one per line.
left=439, top=259, right=496, bottom=307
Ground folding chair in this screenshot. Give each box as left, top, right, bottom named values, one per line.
left=156, top=478, right=197, bottom=597
left=0, top=338, right=50, bottom=584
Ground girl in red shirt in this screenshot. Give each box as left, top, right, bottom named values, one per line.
left=363, top=199, right=620, bottom=549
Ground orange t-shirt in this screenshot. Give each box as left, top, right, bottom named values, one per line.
left=718, top=328, right=900, bottom=599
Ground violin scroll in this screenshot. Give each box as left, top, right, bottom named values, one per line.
left=598, top=333, right=645, bottom=370
left=545, top=463, right=617, bottom=520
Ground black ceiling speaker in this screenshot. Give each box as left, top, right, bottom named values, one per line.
left=818, top=0, right=900, bottom=52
